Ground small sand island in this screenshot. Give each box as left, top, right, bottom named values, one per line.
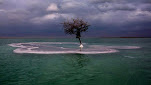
left=9, top=42, right=140, bottom=54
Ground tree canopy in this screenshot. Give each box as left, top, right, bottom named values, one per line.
left=62, top=18, right=90, bottom=49
left=62, top=18, right=90, bottom=39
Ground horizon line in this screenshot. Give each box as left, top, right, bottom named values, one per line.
left=0, top=36, right=151, bottom=39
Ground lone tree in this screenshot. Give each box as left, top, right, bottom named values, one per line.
left=62, top=18, right=90, bottom=48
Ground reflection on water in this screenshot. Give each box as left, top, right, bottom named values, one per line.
left=63, top=54, right=90, bottom=68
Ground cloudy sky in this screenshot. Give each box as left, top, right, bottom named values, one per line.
left=0, top=0, right=151, bottom=37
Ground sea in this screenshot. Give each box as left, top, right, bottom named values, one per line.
left=0, top=38, right=151, bottom=85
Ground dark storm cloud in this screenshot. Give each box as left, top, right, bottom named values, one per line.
left=143, top=0, right=151, bottom=3
left=141, top=4, right=151, bottom=12
left=0, top=0, right=151, bottom=37
left=94, top=3, right=136, bottom=12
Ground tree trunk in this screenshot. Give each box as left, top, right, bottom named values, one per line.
left=78, top=38, right=82, bottom=51
left=78, top=38, right=82, bottom=45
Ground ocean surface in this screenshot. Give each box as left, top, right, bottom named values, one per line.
left=0, top=38, right=151, bottom=85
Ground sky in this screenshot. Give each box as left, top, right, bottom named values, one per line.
left=0, top=0, right=151, bottom=37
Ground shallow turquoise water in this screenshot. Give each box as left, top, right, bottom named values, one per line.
left=0, top=38, right=151, bottom=85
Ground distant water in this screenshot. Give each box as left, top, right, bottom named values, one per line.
left=0, top=38, right=151, bottom=85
